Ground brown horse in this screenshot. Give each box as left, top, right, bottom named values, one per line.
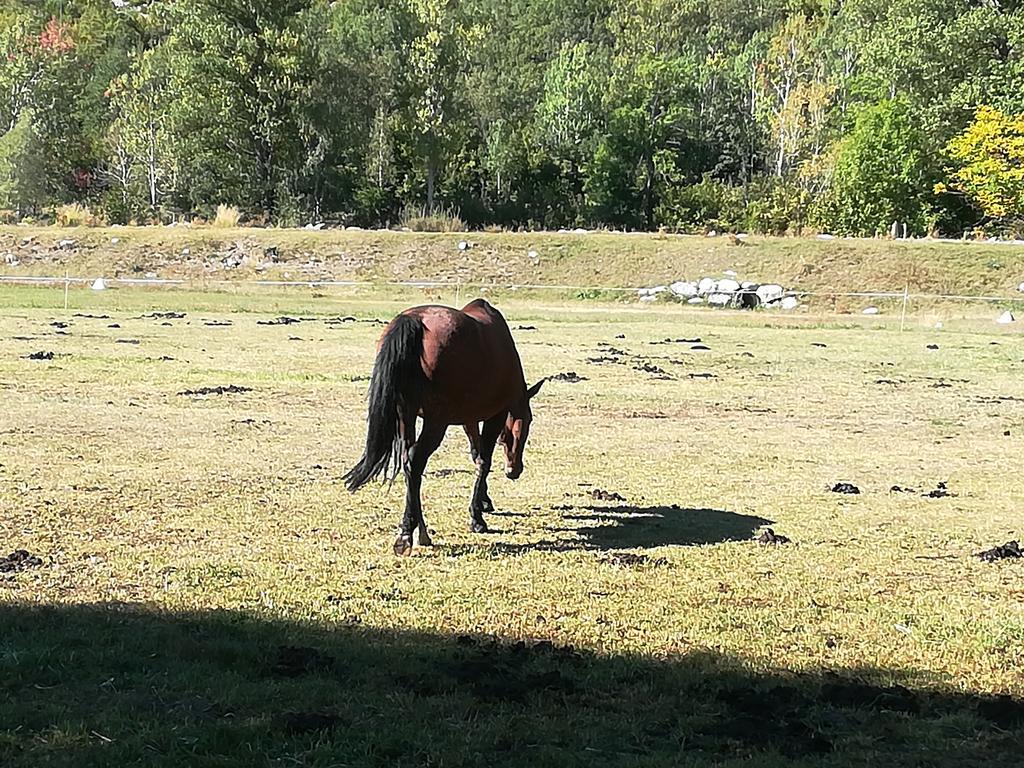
left=344, top=299, right=543, bottom=555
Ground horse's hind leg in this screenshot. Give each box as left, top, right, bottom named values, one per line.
left=469, top=413, right=504, bottom=533
left=396, top=421, right=446, bottom=556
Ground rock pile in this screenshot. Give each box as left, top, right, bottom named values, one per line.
left=638, top=276, right=794, bottom=310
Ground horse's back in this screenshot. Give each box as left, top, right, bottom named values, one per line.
left=399, top=300, right=524, bottom=423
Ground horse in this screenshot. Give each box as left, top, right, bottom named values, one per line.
left=343, top=299, right=543, bottom=555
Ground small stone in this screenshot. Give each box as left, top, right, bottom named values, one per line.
left=862, top=306, right=880, bottom=315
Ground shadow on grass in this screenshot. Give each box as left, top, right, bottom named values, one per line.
left=2, top=602, right=1022, bottom=767
left=567, top=506, right=773, bottom=550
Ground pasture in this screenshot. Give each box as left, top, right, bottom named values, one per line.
left=2, top=283, right=1023, bottom=767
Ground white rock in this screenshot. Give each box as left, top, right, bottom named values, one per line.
left=527, top=249, right=539, bottom=259
left=780, top=296, right=799, bottom=310
left=716, top=278, right=740, bottom=293
left=669, top=281, right=698, bottom=298
left=572, top=228, right=588, bottom=234
left=458, top=241, right=469, bottom=251
left=740, top=281, right=756, bottom=289
left=997, top=311, right=1015, bottom=324
left=1017, top=281, right=1024, bottom=293
left=687, top=296, right=704, bottom=304
left=638, top=285, right=667, bottom=297
left=182, top=248, right=190, bottom=256
left=91, top=278, right=107, bottom=291
left=697, top=277, right=716, bottom=296
left=934, top=321, right=943, bottom=330
left=58, top=239, right=77, bottom=249
left=639, top=294, right=657, bottom=302
left=816, top=233, right=835, bottom=240
left=756, top=284, right=784, bottom=304
left=707, top=293, right=731, bottom=306
left=862, top=306, right=880, bottom=315
left=706, top=230, right=717, bottom=238
left=724, top=269, right=737, bottom=277
left=110, top=237, right=120, bottom=245
left=736, top=233, right=749, bottom=240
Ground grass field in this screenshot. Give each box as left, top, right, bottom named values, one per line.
left=2, top=283, right=1024, bottom=766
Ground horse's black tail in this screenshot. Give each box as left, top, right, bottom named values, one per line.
left=343, top=314, right=426, bottom=493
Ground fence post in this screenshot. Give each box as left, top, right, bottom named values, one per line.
left=900, top=284, right=909, bottom=332
left=64, top=269, right=70, bottom=311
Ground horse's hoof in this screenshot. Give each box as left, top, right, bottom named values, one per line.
left=393, top=535, right=414, bottom=556
left=470, top=519, right=489, bottom=534
left=480, top=497, right=494, bottom=513
left=416, top=528, right=434, bottom=547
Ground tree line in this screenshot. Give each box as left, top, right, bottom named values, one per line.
left=1, top=0, right=1023, bottom=235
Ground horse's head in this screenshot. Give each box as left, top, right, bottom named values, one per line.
left=499, top=379, right=544, bottom=480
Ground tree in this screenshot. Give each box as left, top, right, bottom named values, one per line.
left=0, top=110, right=47, bottom=216
left=943, top=105, right=1024, bottom=231
left=815, top=99, right=935, bottom=236
left=403, top=0, right=480, bottom=214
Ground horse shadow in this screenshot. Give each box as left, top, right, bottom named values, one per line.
left=562, top=505, right=773, bottom=550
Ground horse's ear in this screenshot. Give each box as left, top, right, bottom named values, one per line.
left=526, top=379, right=544, bottom=399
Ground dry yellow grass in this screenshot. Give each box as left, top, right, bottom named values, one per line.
left=2, top=285, right=1023, bottom=765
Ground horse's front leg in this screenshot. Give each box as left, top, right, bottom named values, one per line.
left=463, top=422, right=493, bottom=512
left=463, top=422, right=481, bottom=464
left=469, top=413, right=505, bottom=533
left=395, top=421, right=447, bottom=556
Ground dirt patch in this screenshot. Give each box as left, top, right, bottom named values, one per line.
left=889, top=485, right=916, bottom=493
left=600, top=551, right=670, bottom=567
left=50, top=321, right=69, bottom=329
left=976, top=541, right=1022, bottom=562
left=633, top=362, right=672, bottom=378
left=0, top=550, right=43, bottom=573
left=178, top=385, right=253, bottom=397
left=23, top=351, right=56, bottom=360
left=265, top=645, right=335, bottom=677
left=627, top=411, right=667, bottom=419
left=549, top=371, right=587, bottom=383
left=257, top=316, right=301, bottom=326
left=73, top=313, right=110, bottom=319
left=831, top=482, right=860, bottom=495
left=589, top=488, right=626, bottom=502
left=203, top=320, right=232, bottom=327
left=116, top=338, right=141, bottom=345
left=651, top=337, right=702, bottom=345
left=430, top=468, right=473, bottom=478
left=875, top=379, right=902, bottom=385
left=757, top=528, right=791, bottom=545
left=139, top=311, right=185, bottom=320
left=586, top=355, right=622, bottom=364
left=923, top=481, right=953, bottom=498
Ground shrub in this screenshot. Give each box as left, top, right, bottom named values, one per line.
left=399, top=204, right=466, bottom=232
left=54, top=203, right=106, bottom=227
left=211, top=204, right=242, bottom=228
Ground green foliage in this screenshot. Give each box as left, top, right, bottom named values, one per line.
left=0, top=110, right=47, bottom=216
left=815, top=99, right=935, bottom=236
left=0, top=0, right=1023, bottom=234
left=944, top=105, right=1024, bottom=231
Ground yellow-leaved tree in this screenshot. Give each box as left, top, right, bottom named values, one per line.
left=943, top=106, right=1024, bottom=230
